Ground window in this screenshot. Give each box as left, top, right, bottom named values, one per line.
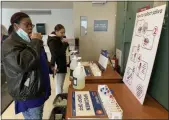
left=80, top=16, right=87, bottom=36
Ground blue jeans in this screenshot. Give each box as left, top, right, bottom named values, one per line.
left=22, top=105, right=44, bottom=119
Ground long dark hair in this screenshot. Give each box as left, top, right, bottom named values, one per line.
left=51, top=24, right=65, bottom=34
left=8, top=12, right=29, bottom=35
left=8, top=25, right=13, bottom=35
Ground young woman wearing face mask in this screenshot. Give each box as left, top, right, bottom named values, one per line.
left=47, top=24, right=69, bottom=96
left=1, top=12, right=51, bottom=119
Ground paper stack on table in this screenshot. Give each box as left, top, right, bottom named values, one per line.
left=98, top=85, right=123, bottom=119
left=89, top=62, right=101, bottom=76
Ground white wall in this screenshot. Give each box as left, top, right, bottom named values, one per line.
left=2, top=8, right=74, bottom=39
left=73, top=2, right=117, bottom=61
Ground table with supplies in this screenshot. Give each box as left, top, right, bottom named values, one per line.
left=70, top=62, right=122, bottom=84
left=66, top=83, right=168, bottom=119
left=84, top=64, right=122, bottom=83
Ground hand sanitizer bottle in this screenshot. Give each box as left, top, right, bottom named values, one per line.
left=73, top=57, right=85, bottom=90
left=70, top=51, right=78, bottom=79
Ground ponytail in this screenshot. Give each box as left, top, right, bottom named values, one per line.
left=8, top=25, right=14, bottom=35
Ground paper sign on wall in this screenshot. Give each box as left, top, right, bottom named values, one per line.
left=116, top=49, right=122, bottom=67
left=94, top=20, right=108, bottom=32
left=123, top=5, right=166, bottom=104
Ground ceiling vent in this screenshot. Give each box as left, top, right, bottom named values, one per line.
left=20, top=10, right=51, bottom=15
left=92, top=0, right=107, bottom=5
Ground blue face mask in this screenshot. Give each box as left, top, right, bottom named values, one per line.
left=16, top=28, right=30, bottom=42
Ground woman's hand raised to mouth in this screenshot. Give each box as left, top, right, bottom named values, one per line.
left=62, top=38, right=68, bottom=43
left=31, top=33, right=42, bottom=40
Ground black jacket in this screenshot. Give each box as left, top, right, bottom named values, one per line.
left=1, top=32, right=45, bottom=101
left=47, top=35, right=69, bottom=73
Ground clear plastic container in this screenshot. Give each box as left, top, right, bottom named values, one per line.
left=73, top=62, right=86, bottom=90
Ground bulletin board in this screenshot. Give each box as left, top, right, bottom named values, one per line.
left=123, top=5, right=166, bottom=104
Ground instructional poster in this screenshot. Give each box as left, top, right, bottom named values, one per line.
left=123, top=5, right=166, bottom=104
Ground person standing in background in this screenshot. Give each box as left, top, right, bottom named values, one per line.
left=47, top=24, right=69, bottom=96
left=1, top=24, right=8, bottom=87
left=1, top=24, right=8, bottom=41
left=1, top=12, right=51, bottom=119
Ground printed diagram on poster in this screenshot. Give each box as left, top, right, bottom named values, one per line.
left=130, top=44, right=141, bottom=63
left=135, top=20, right=158, bottom=50
left=123, top=5, right=166, bottom=104
left=130, top=44, right=148, bottom=81
left=136, top=60, right=148, bottom=81
left=136, top=84, right=144, bottom=99
left=125, top=67, right=136, bottom=85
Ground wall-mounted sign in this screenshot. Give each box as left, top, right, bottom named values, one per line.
left=94, top=20, right=108, bottom=32
left=36, top=23, right=46, bottom=35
